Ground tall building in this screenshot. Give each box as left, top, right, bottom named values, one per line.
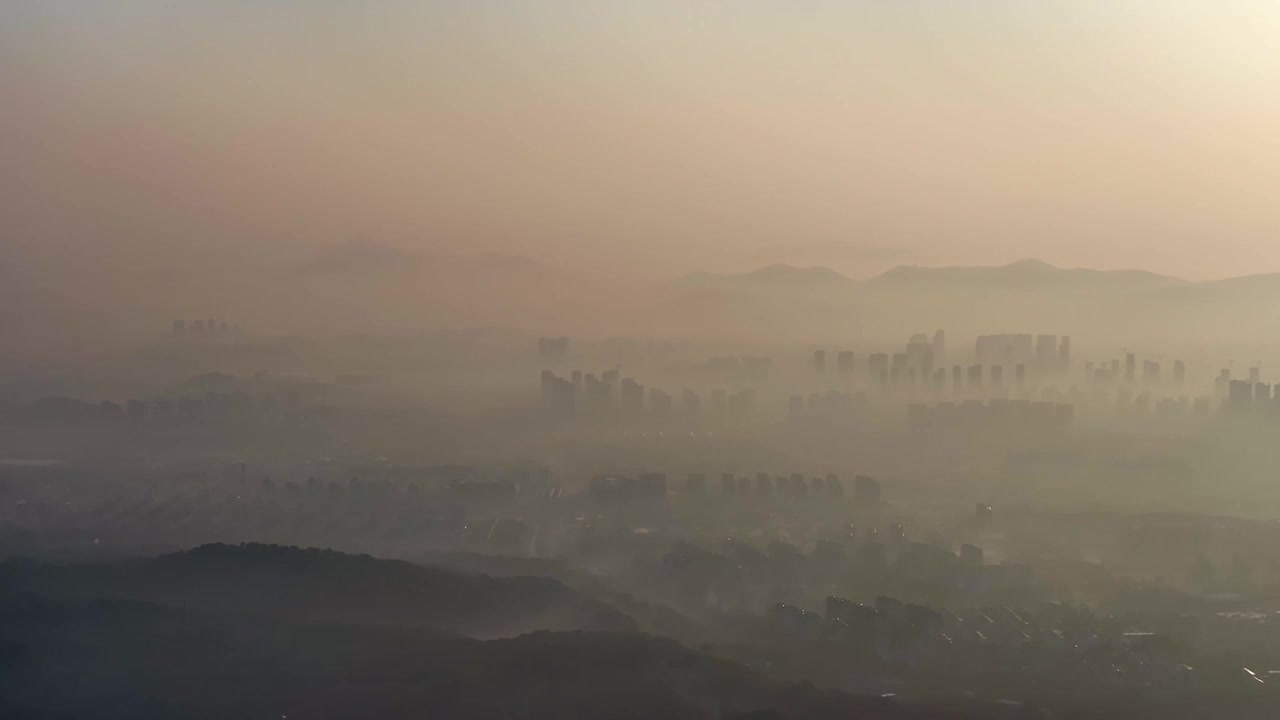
left=681, top=389, right=701, bottom=416
left=1125, top=353, right=1136, bottom=383
left=932, top=330, right=946, bottom=361
left=787, top=394, right=804, bottom=419
left=1228, top=379, right=1253, bottom=413
left=1215, top=369, right=1231, bottom=398
left=967, top=364, right=983, bottom=390
left=1255, top=383, right=1272, bottom=408
left=868, top=353, right=889, bottom=377
left=1058, top=336, right=1071, bottom=371
left=584, top=373, right=613, bottom=416
left=836, top=351, right=854, bottom=374
left=537, top=336, right=570, bottom=359
left=1173, top=360, right=1186, bottom=384
left=649, top=388, right=673, bottom=423
left=854, top=475, right=881, bottom=504
left=172, top=319, right=186, bottom=336
left=1035, top=335, right=1058, bottom=370
left=812, top=349, right=826, bottom=373
left=906, top=334, right=932, bottom=363
left=1142, top=360, right=1160, bottom=383
left=975, top=334, right=1033, bottom=363
left=620, top=378, right=645, bottom=416
left=540, top=370, right=576, bottom=419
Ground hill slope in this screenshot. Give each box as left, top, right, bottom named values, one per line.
left=1, top=543, right=635, bottom=638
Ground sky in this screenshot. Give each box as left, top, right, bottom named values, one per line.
left=5, top=1, right=1280, bottom=281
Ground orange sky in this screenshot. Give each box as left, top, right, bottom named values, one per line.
left=5, top=1, right=1280, bottom=281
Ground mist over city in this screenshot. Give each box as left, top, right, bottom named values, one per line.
left=5, top=3, right=1280, bottom=719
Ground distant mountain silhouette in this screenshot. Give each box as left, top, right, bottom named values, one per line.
left=745, top=241, right=913, bottom=278
left=675, top=264, right=856, bottom=293
left=869, top=258, right=1189, bottom=291
left=654, top=258, right=1280, bottom=342
left=3, top=543, right=634, bottom=638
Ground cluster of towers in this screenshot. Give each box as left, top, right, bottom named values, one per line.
left=907, top=398, right=1074, bottom=433
left=1221, top=366, right=1280, bottom=416
left=589, top=471, right=883, bottom=504
left=540, top=369, right=755, bottom=423
left=974, top=333, right=1070, bottom=374
left=1081, top=353, right=1186, bottom=385
left=97, top=388, right=303, bottom=423
left=172, top=319, right=242, bottom=337
left=813, top=331, right=946, bottom=380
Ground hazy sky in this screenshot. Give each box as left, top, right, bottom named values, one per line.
left=5, top=1, right=1280, bottom=280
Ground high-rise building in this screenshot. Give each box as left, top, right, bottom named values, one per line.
left=1036, top=335, right=1058, bottom=369
left=620, top=378, right=645, bottom=416
left=854, top=475, right=881, bottom=504
left=836, top=351, right=854, bottom=374
left=932, top=330, right=945, bottom=361
left=1215, top=369, right=1231, bottom=397
left=1227, top=379, right=1252, bottom=413
left=1058, top=336, right=1071, bottom=371
left=967, top=364, right=983, bottom=390
left=1173, top=360, right=1186, bottom=384
left=1125, top=353, right=1136, bottom=383
left=1142, top=360, right=1160, bottom=383
left=681, top=389, right=701, bottom=416
left=584, top=373, right=612, bottom=416
left=906, top=334, right=932, bottom=363
left=1255, top=383, right=1272, bottom=407
left=868, top=353, right=889, bottom=377
left=540, top=370, right=576, bottom=419
left=1224, top=379, right=1251, bottom=413
left=172, top=319, right=186, bottom=336
left=991, top=365, right=1004, bottom=387
left=812, top=349, right=826, bottom=373
left=537, top=336, right=570, bottom=359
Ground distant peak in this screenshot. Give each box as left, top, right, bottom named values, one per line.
left=1004, top=258, right=1056, bottom=271
left=746, top=264, right=848, bottom=280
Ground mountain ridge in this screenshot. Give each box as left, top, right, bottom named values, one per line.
left=673, top=258, right=1280, bottom=291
